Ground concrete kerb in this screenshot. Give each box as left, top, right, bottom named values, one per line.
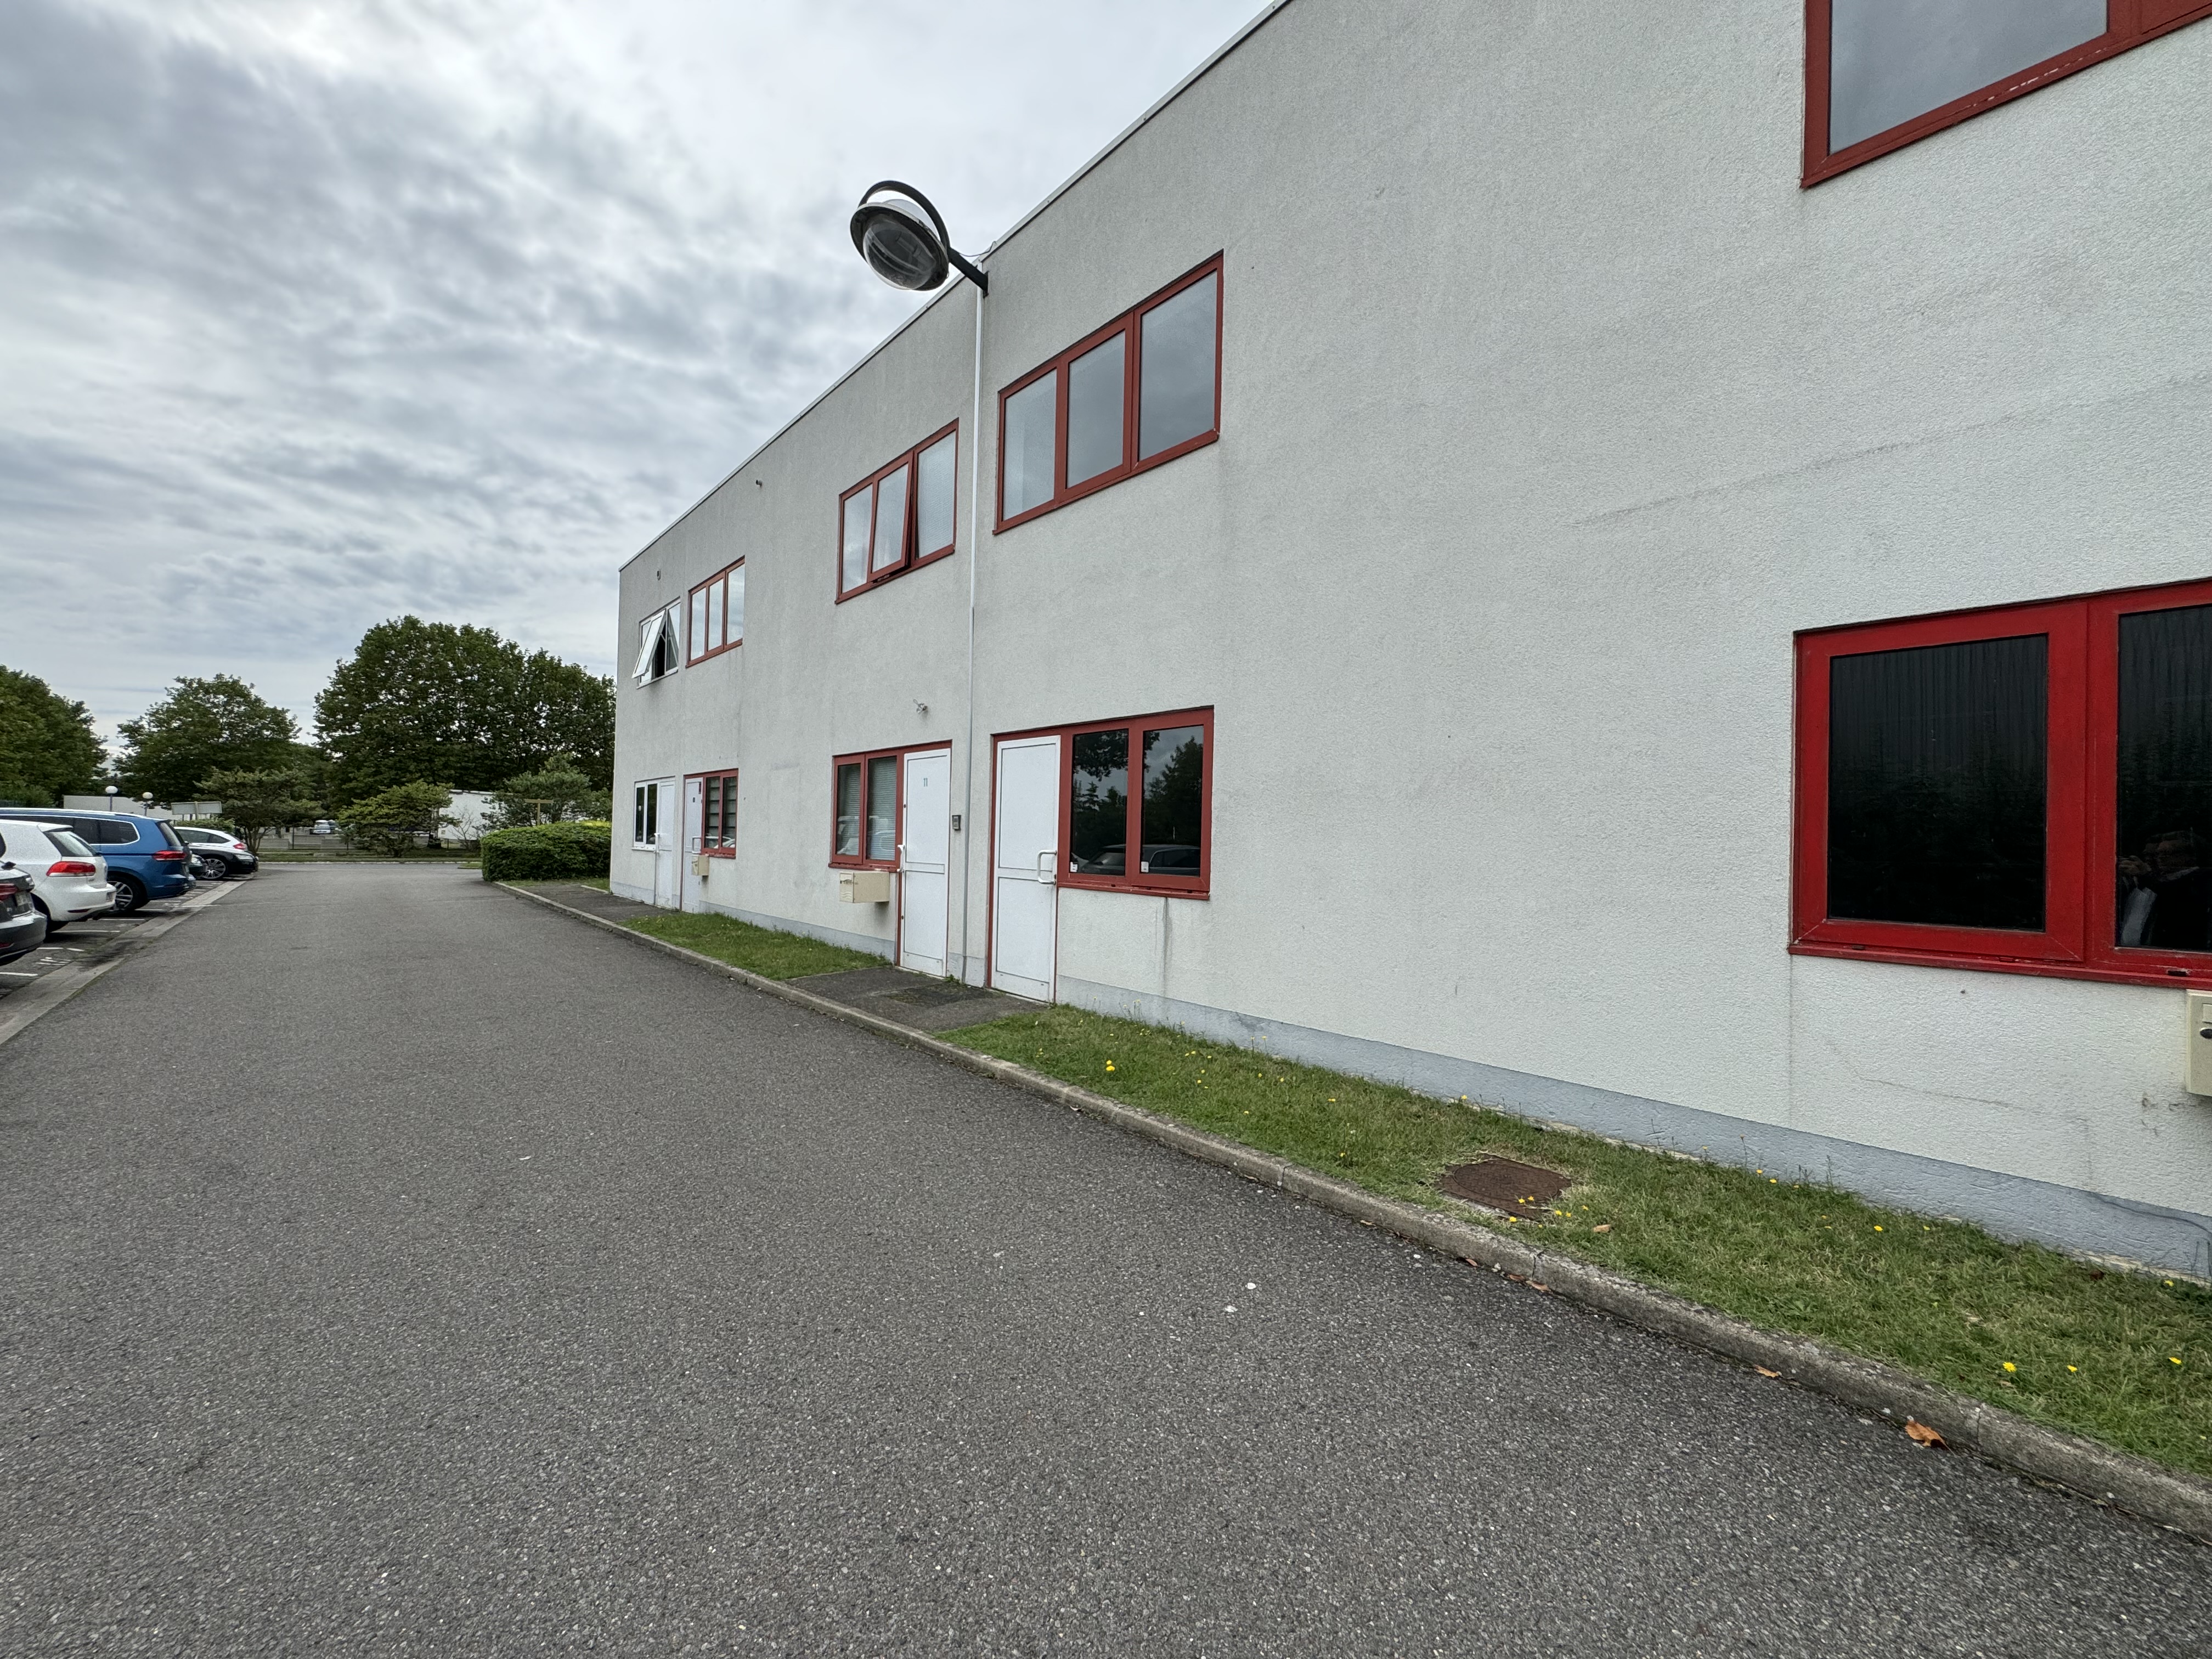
left=499, top=879, right=2212, bottom=1543
left=0, top=881, right=238, bottom=1052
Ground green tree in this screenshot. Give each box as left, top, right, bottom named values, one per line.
left=0, top=665, right=105, bottom=806
left=196, top=768, right=323, bottom=852
left=115, top=675, right=300, bottom=803
left=339, top=781, right=458, bottom=857
left=487, top=752, right=611, bottom=830
left=315, top=617, right=614, bottom=806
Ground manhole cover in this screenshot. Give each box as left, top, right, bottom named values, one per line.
left=1438, top=1156, right=1571, bottom=1218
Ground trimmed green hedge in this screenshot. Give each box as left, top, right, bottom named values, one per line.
left=480, top=821, right=611, bottom=883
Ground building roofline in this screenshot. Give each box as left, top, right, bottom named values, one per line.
left=621, top=0, right=1296, bottom=573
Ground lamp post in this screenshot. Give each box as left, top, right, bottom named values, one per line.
left=851, top=182, right=989, bottom=986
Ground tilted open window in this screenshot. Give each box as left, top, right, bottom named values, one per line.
left=633, top=603, right=682, bottom=684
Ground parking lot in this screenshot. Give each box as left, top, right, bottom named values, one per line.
left=0, top=882, right=236, bottom=1014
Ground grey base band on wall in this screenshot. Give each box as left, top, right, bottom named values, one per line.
left=500, top=881, right=2212, bottom=1542
left=1055, top=975, right=2212, bottom=1280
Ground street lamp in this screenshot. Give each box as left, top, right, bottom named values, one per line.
left=849, top=183, right=988, bottom=294
left=850, top=178, right=989, bottom=986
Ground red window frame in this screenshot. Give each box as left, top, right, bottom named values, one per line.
left=1792, top=577, right=2212, bottom=986
left=694, top=768, right=739, bottom=857
left=836, top=422, right=960, bottom=602
left=828, top=742, right=943, bottom=870
left=1804, top=1, right=2210, bottom=186
left=989, top=705, right=1214, bottom=899
left=994, top=255, right=1223, bottom=533
left=687, top=560, right=744, bottom=663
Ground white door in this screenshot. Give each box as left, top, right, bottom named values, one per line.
left=652, top=780, right=679, bottom=908
left=990, top=735, right=1059, bottom=1001
left=680, top=776, right=706, bottom=912
left=899, top=748, right=952, bottom=976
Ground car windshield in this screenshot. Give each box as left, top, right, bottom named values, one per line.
left=46, top=830, right=95, bottom=858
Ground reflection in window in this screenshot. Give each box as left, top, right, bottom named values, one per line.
left=841, top=486, right=873, bottom=592
left=1066, top=334, right=1126, bottom=487
left=2117, top=604, right=2212, bottom=952
left=1140, top=725, right=1205, bottom=879
left=916, top=432, right=956, bottom=554
left=1829, top=0, right=2104, bottom=151
left=1827, top=634, right=2047, bottom=931
left=836, top=763, right=862, bottom=858
left=690, top=589, right=708, bottom=657
left=1070, top=729, right=1129, bottom=874
left=872, top=466, right=909, bottom=574
left=1002, top=374, right=1058, bottom=518
left=726, top=565, right=745, bottom=644
left=1139, top=273, right=1217, bottom=460
left=867, top=755, right=898, bottom=861
left=703, top=774, right=738, bottom=850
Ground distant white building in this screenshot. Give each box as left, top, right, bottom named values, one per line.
left=63, top=795, right=222, bottom=821
left=443, top=791, right=499, bottom=846
left=609, top=3, right=2212, bottom=1273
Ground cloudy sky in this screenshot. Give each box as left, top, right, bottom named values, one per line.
left=0, top=0, right=1265, bottom=743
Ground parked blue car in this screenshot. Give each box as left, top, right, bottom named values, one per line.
left=0, top=809, right=192, bottom=913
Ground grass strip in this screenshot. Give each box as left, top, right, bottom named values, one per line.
left=623, top=910, right=883, bottom=981
left=948, top=1004, right=2212, bottom=1476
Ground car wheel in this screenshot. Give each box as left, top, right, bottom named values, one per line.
left=110, top=876, right=146, bottom=915
left=198, top=856, right=228, bottom=881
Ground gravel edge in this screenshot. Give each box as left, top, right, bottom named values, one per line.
left=500, top=881, right=2212, bottom=1542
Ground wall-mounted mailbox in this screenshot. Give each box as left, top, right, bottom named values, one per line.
left=2189, top=991, right=2212, bottom=1097
left=838, top=868, right=893, bottom=904
left=691, top=854, right=712, bottom=878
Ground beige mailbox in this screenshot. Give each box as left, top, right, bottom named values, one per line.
left=838, top=868, right=893, bottom=905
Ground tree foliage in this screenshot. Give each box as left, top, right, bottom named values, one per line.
left=339, top=781, right=458, bottom=857
left=115, top=675, right=300, bottom=803
left=315, top=617, right=614, bottom=806
left=487, top=753, right=611, bottom=830
left=0, top=664, right=105, bottom=806
left=196, top=768, right=323, bottom=852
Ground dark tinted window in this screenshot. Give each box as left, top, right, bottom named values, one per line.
left=1065, top=334, right=1126, bottom=488
left=1828, top=634, right=2047, bottom=931
left=1070, top=729, right=1129, bottom=875
left=1139, top=725, right=1204, bottom=881
left=2116, top=604, right=2212, bottom=952
left=866, top=756, right=898, bottom=861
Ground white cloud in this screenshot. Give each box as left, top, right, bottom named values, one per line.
left=0, top=0, right=1265, bottom=738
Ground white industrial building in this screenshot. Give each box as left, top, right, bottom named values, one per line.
left=611, top=1, right=2212, bottom=1272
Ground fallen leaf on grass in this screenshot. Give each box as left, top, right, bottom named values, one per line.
left=1591, top=1223, right=1612, bottom=1234
left=1904, top=1419, right=1946, bottom=1449
left=1755, top=1366, right=1781, bottom=1379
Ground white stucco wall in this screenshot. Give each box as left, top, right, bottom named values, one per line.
left=610, top=1, right=2212, bottom=1265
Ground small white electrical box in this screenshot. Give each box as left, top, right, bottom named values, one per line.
left=838, top=868, right=893, bottom=905
left=2188, top=991, right=2212, bottom=1097
left=691, top=854, right=712, bottom=878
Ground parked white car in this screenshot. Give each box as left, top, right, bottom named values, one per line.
left=0, top=820, right=115, bottom=933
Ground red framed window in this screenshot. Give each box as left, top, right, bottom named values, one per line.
left=1792, top=578, right=2212, bottom=986
left=831, top=748, right=907, bottom=869
left=687, top=561, right=744, bottom=663
left=838, top=422, right=958, bottom=601
left=1804, top=1, right=2209, bottom=185
left=996, top=255, right=1221, bottom=532
left=1054, top=706, right=1212, bottom=897
left=697, top=769, right=738, bottom=856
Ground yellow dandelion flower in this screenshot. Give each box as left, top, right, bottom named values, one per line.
left=1874, top=1225, right=1884, bottom=1232
left=2002, top=1362, right=2016, bottom=1373
left=2068, top=1365, right=2078, bottom=1373
left=2173, top=1357, right=2185, bottom=1366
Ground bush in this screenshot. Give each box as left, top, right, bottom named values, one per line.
left=481, top=820, right=611, bottom=883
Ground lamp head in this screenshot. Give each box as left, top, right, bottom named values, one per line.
left=850, top=184, right=950, bottom=291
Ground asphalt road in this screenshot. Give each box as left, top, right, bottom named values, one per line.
left=3, top=865, right=2208, bottom=1657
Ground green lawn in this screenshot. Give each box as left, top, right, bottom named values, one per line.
left=623, top=910, right=883, bottom=980
left=949, top=1005, right=2212, bottom=1476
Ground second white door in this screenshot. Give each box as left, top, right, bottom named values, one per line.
left=990, top=735, right=1059, bottom=1001
left=898, top=748, right=952, bottom=976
